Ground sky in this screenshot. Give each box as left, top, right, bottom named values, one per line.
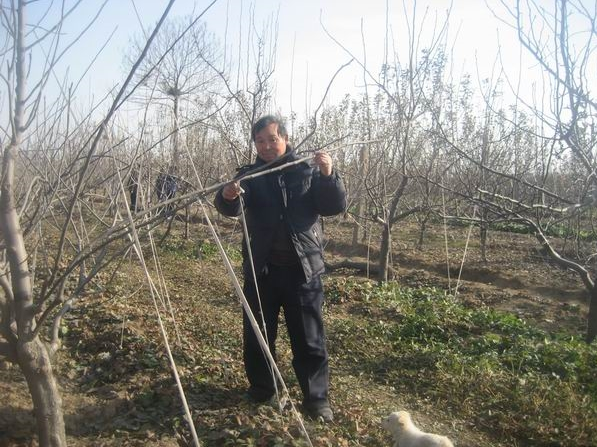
left=13, top=0, right=584, bottom=124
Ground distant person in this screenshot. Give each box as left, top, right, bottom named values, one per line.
left=128, top=168, right=139, bottom=212
left=214, top=115, right=346, bottom=422
left=156, top=172, right=178, bottom=216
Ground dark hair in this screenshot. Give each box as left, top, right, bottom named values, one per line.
left=251, top=115, right=288, bottom=142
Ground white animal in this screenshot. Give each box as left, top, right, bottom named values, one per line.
left=382, top=410, right=454, bottom=447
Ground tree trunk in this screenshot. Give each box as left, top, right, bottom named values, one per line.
left=479, top=204, right=488, bottom=263
left=479, top=224, right=488, bottom=263
left=1, top=147, right=67, bottom=446
left=417, top=213, right=429, bottom=250
left=351, top=199, right=363, bottom=246
left=184, top=204, right=190, bottom=239
left=1, top=3, right=67, bottom=445
left=587, top=286, right=597, bottom=343
left=352, top=144, right=370, bottom=245
left=377, top=177, right=408, bottom=283
left=378, top=222, right=391, bottom=283
left=18, top=338, right=67, bottom=447
left=1, top=139, right=67, bottom=446
left=171, top=94, right=180, bottom=169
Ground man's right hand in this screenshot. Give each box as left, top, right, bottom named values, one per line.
left=222, top=181, right=241, bottom=201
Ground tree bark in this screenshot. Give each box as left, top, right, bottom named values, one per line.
left=377, top=176, right=408, bottom=283
left=351, top=199, right=363, bottom=246
left=378, top=222, right=391, bottom=283
left=417, top=213, right=429, bottom=250
left=479, top=223, right=488, bottom=263
left=587, top=286, right=597, bottom=343
left=17, top=338, right=66, bottom=447
left=351, top=144, right=369, bottom=245
left=171, top=93, right=180, bottom=169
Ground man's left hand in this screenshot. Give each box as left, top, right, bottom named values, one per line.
left=313, top=151, right=333, bottom=177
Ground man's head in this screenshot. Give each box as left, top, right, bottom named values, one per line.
left=252, top=115, right=289, bottom=162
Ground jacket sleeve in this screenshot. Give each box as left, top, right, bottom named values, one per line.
left=214, top=167, right=252, bottom=217
left=311, top=170, right=347, bottom=216
left=214, top=187, right=242, bottom=217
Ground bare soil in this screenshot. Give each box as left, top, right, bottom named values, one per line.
left=0, top=219, right=589, bottom=446
left=325, top=221, right=587, bottom=336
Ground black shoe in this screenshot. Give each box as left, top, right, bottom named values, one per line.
left=303, top=400, right=334, bottom=423
left=247, top=387, right=274, bottom=403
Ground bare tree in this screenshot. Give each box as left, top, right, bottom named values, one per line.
left=323, top=2, right=452, bottom=282
left=436, top=0, right=597, bottom=341
left=209, top=2, right=279, bottom=168
left=497, top=0, right=597, bottom=341
left=126, top=16, right=221, bottom=171
left=0, top=0, right=218, bottom=444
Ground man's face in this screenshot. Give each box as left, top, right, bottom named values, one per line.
left=254, top=123, right=288, bottom=162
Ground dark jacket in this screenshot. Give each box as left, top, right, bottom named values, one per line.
left=214, top=149, right=346, bottom=283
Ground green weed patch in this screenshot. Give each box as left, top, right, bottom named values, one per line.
left=325, top=277, right=597, bottom=446
left=159, top=236, right=241, bottom=262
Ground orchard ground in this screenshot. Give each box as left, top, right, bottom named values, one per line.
left=0, top=217, right=590, bottom=447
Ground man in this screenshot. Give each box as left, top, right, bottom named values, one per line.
left=156, top=172, right=178, bottom=217
left=214, top=115, right=346, bottom=422
left=128, top=168, right=139, bottom=212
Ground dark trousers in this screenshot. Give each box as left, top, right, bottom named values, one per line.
left=242, top=264, right=329, bottom=405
